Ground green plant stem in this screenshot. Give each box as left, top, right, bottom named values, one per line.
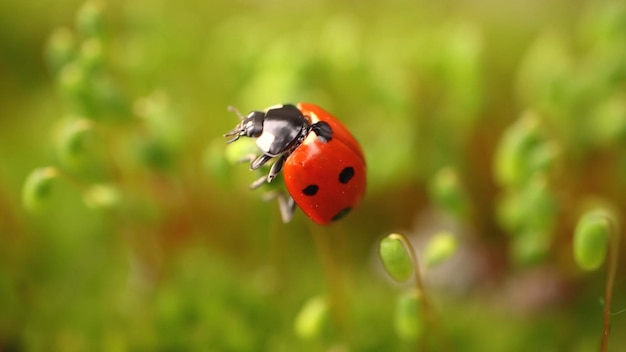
left=400, top=234, right=441, bottom=351
left=601, top=219, right=620, bottom=352
left=269, top=208, right=287, bottom=293
left=309, top=223, right=348, bottom=334
left=54, top=167, right=89, bottom=191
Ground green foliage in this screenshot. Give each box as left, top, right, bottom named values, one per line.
left=517, top=1, right=626, bottom=153
left=494, top=110, right=559, bottom=265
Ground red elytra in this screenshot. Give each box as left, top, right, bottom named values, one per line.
left=282, top=103, right=366, bottom=224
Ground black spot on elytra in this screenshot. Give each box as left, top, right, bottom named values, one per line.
left=338, top=166, right=355, bottom=184
left=302, top=184, right=319, bottom=196
left=331, top=207, right=352, bottom=221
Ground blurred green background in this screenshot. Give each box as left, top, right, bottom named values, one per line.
left=1, top=0, right=626, bottom=350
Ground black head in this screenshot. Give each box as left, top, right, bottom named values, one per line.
left=224, top=111, right=266, bottom=144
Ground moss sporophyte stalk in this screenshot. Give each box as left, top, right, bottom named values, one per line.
left=572, top=207, right=621, bottom=352
left=379, top=232, right=453, bottom=349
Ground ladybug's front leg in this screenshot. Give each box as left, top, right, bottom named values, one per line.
left=261, top=190, right=296, bottom=223
left=247, top=153, right=273, bottom=189
left=249, top=175, right=268, bottom=190
left=266, top=154, right=287, bottom=183
left=248, top=153, right=287, bottom=189
left=250, top=154, right=272, bottom=170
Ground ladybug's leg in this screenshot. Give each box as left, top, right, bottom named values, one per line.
left=249, top=175, right=268, bottom=190
left=261, top=191, right=296, bottom=223
left=235, top=153, right=258, bottom=164
left=247, top=152, right=286, bottom=189
left=277, top=192, right=296, bottom=223
left=266, top=154, right=286, bottom=183
left=250, top=154, right=272, bottom=170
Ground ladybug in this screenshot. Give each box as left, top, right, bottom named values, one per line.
left=224, top=102, right=366, bottom=225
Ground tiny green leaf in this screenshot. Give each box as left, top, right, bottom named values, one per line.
left=493, top=111, right=546, bottom=187
left=429, top=167, right=469, bottom=219
left=76, top=0, right=105, bottom=39
left=92, top=76, right=130, bottom=118
left=395, top=290, right=423, bottom=341
left=45, top=27, right=76, bottom=73
left=136, top=138, right=173, bottom=170
left=22, top=167, right=59, bottom=213
left=58, top=62, right=89, bottom=102
left=516, top=32, right=573, bottom=113
left=294, top=295, right=328, bottom=341
left=424, top=232, right=459, bottom=268
left=589, top=95, right=626, bottom=145
left=496, top=174, right=557, bottom=235
left=528, top=141, right=560, bottom=175
left=379, top=233, right=414, bottom=282
left=83, top=184, right=121, bottom=210
left=574, top=210, right=611, bottom=271
left=511, top=230, right=551, bottom=267
left=135, top=93, right=183, bottom=150
left=56, top=118, right=93, bottom=169
left=79, top=38, right=104, bottom=73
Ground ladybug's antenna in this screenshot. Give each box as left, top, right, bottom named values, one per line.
left=227, top=105, right=245, bottom=120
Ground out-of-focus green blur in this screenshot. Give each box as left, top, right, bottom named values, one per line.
left=1, top=0, right=626, bottom=350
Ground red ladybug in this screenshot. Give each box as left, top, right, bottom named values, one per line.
left=224, top=102, right=366, bottom=225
